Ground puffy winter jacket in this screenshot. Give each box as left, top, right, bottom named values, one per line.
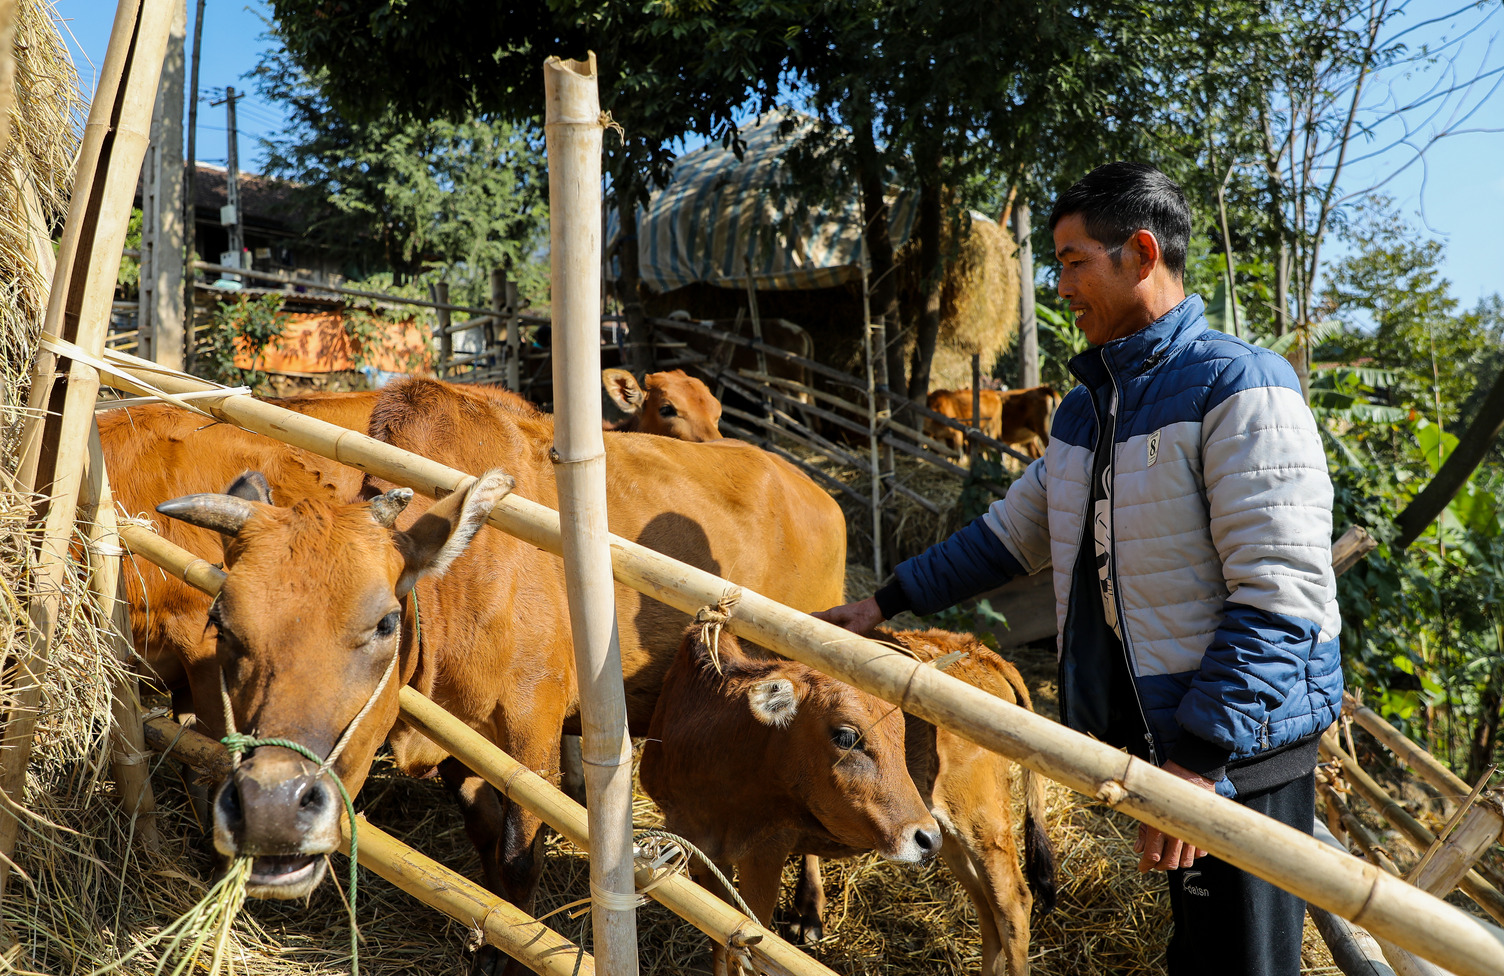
left=885, top=296, right=1343, bottom=797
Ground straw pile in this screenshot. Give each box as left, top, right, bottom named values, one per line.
left=895, top=211, right=1021, bottom=391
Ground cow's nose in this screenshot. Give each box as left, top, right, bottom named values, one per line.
left=213, top=749, right=341, bottom=857
left=915, top=825, right=942, bottom=857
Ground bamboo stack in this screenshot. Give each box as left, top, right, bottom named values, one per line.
left=543, top=52, right=639, bottom=976
left=0, top=0, right=175, bottom=896
left=95, top=353, right=1504, bottom=976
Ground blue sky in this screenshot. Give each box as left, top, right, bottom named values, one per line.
left=60, top=0, right=1503, bottom=309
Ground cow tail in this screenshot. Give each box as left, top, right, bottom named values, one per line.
left=1023, top=765, right=1057, bottom=913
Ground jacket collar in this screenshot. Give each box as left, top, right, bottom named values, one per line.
left=1069, top=294, right=1207, bottom=389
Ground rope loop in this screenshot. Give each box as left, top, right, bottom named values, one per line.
left=694, top=588, right=743, bottom=674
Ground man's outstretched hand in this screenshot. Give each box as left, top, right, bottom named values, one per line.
left=812, top=596, right=885, bottom=636
left=1133, top=760, right=1216, bottom=872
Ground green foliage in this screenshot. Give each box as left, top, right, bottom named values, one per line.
left=117, top=207, right=143, bottom=295
left=254, top=46, right=549, bottom=302
left=201, top=294, right=289, bottom=389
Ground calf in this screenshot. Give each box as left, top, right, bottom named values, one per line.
left=644, top=626, right=1056, bottom=976
left=925, top=385, right=1060, bottom=460
left=641, top=626, right=941, bottom=975
left=602, top=367, right=722, bottom=441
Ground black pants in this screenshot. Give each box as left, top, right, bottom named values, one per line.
left=1166, top=771, right=1315, bottom=976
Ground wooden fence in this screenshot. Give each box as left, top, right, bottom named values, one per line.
left=95, top=353, right=1504, bottom=976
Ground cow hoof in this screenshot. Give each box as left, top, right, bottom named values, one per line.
left=784, top=913, right=824, bottom=945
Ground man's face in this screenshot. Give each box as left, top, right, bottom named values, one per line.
left=1053, top=213, right=1145, bottom=346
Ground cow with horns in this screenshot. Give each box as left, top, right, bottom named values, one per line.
left=152, top=377, right=847, bottom=974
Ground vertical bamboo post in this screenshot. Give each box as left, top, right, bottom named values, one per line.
left=861, top=272, right=882, bottom=578
left=489, top=268, right=506, bottom=373
left=544, top=53, right=639, bottom=975
left=432, top=282, right=452, bottom=378
left=82, top=426, right=160, bottom=851
left=505, top=275, right=521, bottom=391
left=871, top=314, right=894, bottom=563
left=1014, top=200, right=1038, bottom=388
left=970, top=354, right=982, bottom=469
left=0, top=0, right=176, bottom=896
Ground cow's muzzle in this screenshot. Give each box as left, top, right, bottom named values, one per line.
left=213, top=747, right=341, bottom=899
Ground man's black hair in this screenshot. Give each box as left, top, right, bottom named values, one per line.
left=1048, top=162, right=1191, bottom=278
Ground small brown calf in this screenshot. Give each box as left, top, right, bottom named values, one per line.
left=925, top=385, right=1061, bottom=460
left=602, top=367, right=723, bottom=442
left=643, top=626, right=1055, bottom=976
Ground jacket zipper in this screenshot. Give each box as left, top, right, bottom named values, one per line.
left=1101, top=353, right=1158, bottom=764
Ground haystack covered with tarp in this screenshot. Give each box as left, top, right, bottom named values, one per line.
left=614, top=112, right=1021, bottom=385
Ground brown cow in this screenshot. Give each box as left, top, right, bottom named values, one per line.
left=602, top=367, right=722, bottom=441
left=154, top=377, right=846, bottom=972
left=925, top=385, right=1061, bottom=460
left=100, top=384, right=541, bottom=736
left=641, top=626, right=941, bottom=975
left=645, top=626, right=1056, bottom=976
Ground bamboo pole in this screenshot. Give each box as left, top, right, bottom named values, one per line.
left=1321, top=731, right=1504, bottom=926
left=544, top=53, right=637, bottom=976
left=137, top=717, right=594, bottom=976
left=1345, top=694, right=1473, bottom=808
left=95, top=361, right=1504, bottom=976
left=347, top=818, right=595, bottom=976
left=862, top=278, right=882, bottom=577
left=1, top=0, right=176, bottom=897
left=506, top=275, right=521, bottom=391
left=118, top=528, right=835, bottom=976
left=432, top=282, right=452, bottom=378
left=81, top=427, right=160, bottom=851
left=970, top=354, right=982, bottom=470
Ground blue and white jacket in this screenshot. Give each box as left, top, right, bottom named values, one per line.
left=883, top=296, right=1343, bottom=796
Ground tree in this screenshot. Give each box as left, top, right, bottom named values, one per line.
left=267, top=0, right=802, bottom=366
left=253, top=48, right=549, bottom=297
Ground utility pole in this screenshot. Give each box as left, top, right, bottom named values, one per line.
left=139, top=0, right=186, bottom=368
left=209, top=86, right=245, bottom=283
left=183, top=0, right=205, bottom=370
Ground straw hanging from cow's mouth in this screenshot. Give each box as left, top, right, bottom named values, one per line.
left=694, top=587, right=743, bottom=674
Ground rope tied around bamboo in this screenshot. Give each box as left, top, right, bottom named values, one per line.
left=695, top=587, right=743, bottom=674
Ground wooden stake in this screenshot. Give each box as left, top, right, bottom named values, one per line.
left=1, top=0, right=177, bottom=898
left=544, top=52, right=637, bottom=976
left=1321, top=731, right=1504, bottom=926
left=95, top=360, right=1504, bottom=976
left=81, top=426, right=160, bottom=851
left=432, top=281, right=452, bottom=378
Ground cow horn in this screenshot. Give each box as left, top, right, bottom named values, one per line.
left=369, top=487, right=414, bottom=528
left=155, top=493, right=261, bottom=535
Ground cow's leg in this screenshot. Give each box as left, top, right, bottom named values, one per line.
left=944, top=811, right=1032, bottom=975
left=788, top=854, right=826, bottom=943
left=559, top=734, right=586, bottom=805
left=687, top=851, right=739, bottom=976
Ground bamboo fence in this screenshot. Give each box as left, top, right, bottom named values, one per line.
left=544, top=52, right=638, bottom=976
left=91, top=353, right=1504, bottom=976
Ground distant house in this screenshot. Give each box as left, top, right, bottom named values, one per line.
left=186, top=162, right=342, bottom=283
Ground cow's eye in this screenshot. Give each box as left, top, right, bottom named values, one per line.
left=375, top=610, right=401, bottom=639
left=658, top=403, right=678, bottom=418
left=832, top=727, right=860, bottom=751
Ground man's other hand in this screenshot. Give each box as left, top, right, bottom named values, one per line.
left=1133, top=760, right=1216, bottom=872
left=812, top=597, right=885, bottom=636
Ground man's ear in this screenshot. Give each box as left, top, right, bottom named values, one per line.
left=395, top=470, right=514, bottom=595
left=747, top=675, right=805, bottom=728
left=1129, top=228, right=1162, bottom=281
left=602, top=368, right=644, bottom=413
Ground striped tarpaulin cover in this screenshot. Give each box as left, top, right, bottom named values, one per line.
left=609, top=111, right=918, bottom=293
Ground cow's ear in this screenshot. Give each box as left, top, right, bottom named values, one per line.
left=395, top=470, right=514, bottom=594
left=602, top=368, right=644, bottom=412
left=747, top=676, right=804, bottom=728
left=226, top=471, right=273, bottom=504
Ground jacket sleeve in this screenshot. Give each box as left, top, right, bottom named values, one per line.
left=885, top=457, right=1051, bottom=617
left=1174, top=353, right=1336, bottom=759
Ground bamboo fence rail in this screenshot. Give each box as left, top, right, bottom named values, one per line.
left=93, top=355, right=1504, bottom=976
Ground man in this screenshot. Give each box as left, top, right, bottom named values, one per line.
left=817, top=162, right=1342, bottom=975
